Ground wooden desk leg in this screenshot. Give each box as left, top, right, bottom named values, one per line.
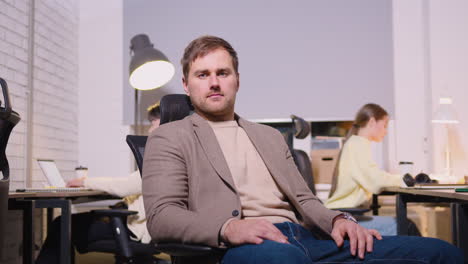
left=59, top=200, right=72, bottom=264
left=23, top=201, right=34, bottom=264
left=8, top=199, right=35, bottom=264
left=36, top=199, right=72, bottom=264
left=396, top=194, right=408, bottom=235
left=47, top=208, right=53, bottom=228
left=451, top=203, right=468, bottom=256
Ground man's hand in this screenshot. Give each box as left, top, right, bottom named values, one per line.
left=223, top=219, right=289, bottom=246
left=331, top=218, right=382, bottom=259
left=66, top=177, right=86, bottom=187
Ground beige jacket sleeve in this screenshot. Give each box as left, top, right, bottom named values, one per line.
left=278, top=132, right=341, bottom=234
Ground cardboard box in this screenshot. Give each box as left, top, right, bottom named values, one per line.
left=409, top=205, right=452, bottom=243
left=310, top=149, right=339, bottom=184
left=377, top=204, right=452, bottom=243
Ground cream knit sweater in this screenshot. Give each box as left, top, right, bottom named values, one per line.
left=208, top=120, right=298, bottom=224
left=325, top=135, right=401, bottom=209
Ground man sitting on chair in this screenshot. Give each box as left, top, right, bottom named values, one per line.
left=142, top=35, right=463, bottom=264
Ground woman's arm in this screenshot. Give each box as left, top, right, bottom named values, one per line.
left=67, top=171, right=142, bottom=197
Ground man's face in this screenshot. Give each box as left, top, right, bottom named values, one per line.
left=183, top=48, right=239, bottom=121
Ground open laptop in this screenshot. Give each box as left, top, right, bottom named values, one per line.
left=16, top=159, right=92, bottom=192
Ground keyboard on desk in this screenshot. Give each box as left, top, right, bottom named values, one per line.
left=16, top=187, right=93, bottom=193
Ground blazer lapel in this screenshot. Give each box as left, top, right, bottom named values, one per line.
left=190, top=114, right=237, bottom=191
left=238, top=118, right=292, bottom=194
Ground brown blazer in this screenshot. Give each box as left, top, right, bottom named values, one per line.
left=142, top=113, right=340, bottom=248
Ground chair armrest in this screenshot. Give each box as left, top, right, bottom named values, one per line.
left=92, top=209, right=138, bottom=217
left=90, top=209, right=136, bottom=258
left=154, top=242, right=226, bottom=257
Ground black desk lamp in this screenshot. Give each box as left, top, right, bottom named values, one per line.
left=129, top=34, right=174, bottom=134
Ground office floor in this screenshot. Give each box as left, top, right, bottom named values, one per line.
left=76, top=252, right=171, bottom=264
left=76, top=252, right=114, bottom=263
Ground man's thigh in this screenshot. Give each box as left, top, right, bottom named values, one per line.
left=223, top=222, right=463, bottom=264
left=302, top=235, right=462, bottom=264
left=222, top=240, right=309, bottom=264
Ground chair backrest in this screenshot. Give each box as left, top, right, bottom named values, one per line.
left=159, top=94, right=193, bottom=125
left=285, top=115, right=316, bottom=195
left=126, top=94, right=193, bottom=175
left=291, top=149, right=316, bottom=195
left=126, top=135, right=148, bottom=174
left=291, top=114, right=310, bottom=140
left=0, top=78, right=20, bottom=258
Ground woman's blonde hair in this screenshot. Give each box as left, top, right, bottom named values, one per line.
left=328, top=103, right=388, bottom=198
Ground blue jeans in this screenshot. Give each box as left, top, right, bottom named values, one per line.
left=222, top=222, right=463, bottom=264
left=357, top=216, right=397, bottom=236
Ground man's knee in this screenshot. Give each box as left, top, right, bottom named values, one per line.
left=422, top=238, right=463, bottom=263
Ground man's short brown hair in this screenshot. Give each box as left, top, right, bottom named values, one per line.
left=181, top=35, right=239, bottom=81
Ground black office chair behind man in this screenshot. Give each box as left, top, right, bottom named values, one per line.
left=126, top=94, right=225, bottom=264
left=82, top=210, right=163, bottom=264
left=286, top=115, right=316, bottom=195
left=79, top=103, right=166, bottom=264
left=0, top=78, right=21, bottom=259
left=285, top=115, right=372, bottom=215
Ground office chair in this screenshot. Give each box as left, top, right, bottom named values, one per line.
left=286, top=115, right=316, bottom=194
left=292, top=149, right=316, bottom=195
left=80, top=118, right=162, bottom=262
left=126, top=94, right=225, bottom=264
left=0, top=78, right=21, bottom=259
left=83, top=207, right=163, bottom=264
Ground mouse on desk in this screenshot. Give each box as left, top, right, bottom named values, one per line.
left=403, top=172, right=438, bottom=187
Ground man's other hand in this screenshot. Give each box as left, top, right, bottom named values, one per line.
left=331, top=218, right=382, bottom=259
left=223, top=219, right=289, bottom=246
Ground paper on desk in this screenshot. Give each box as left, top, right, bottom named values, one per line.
left=413, top=184, right=468, bottom=189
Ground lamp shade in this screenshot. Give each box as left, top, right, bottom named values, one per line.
left=432, top=97, right=459, bottom=124
left=129, top=34, right=175, bottom=90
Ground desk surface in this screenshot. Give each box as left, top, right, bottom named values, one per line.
left=9, top=190, right=109, bottom=199
left=383, top=187, right=468, bottom=201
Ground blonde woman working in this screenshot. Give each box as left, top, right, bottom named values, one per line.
left=325, top=103, right=413, bottom=236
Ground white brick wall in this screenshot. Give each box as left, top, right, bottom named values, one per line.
left=31, top=0, right=79, bottom=186
left=0, top=0, right=29, bottom=192
left=0, top=0, right=79, bottom=263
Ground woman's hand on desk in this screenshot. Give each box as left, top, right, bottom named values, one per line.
left=66, top=177, right=86, bottom=187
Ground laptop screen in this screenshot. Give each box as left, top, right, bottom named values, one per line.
left=37, top=159, right=66, bottom=187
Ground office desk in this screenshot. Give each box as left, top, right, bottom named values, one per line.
left=8, top=191, right=112, bottom=264
left=383, top=187, right=468, bottom=257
